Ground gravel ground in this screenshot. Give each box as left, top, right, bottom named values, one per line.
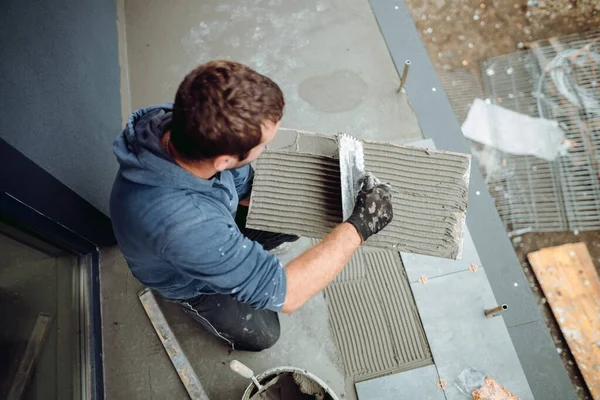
left=402, top=1, right=600, bottom=398
left=405, top=0, right=600, bottom=72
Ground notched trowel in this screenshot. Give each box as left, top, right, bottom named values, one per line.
left=338, top=134, right=366, bottom=220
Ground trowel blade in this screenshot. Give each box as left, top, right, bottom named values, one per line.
left=339, top=134, right=366, bottom=221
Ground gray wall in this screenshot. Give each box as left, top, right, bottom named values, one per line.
left=0, top=0, right=122, bottom=215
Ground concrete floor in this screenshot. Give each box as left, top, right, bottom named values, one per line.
left=103, top=0, right=429, bottom=398
left=0, top=235, right=78, bottom=399
left=102, top=239, right=363, bottom=400
left=118, top=0, right=423, bottom=143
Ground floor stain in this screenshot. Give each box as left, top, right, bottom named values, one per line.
left=298, top=70, right=368, bottom=113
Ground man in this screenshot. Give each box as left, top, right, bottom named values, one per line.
left=110, top=60, right=393, bottom=352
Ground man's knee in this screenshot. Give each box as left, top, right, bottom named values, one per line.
left=238, top=311, right=280, bottom=352
left=258, top=317, right=281, bottom=350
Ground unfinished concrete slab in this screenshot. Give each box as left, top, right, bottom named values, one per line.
left=411, top=268, right=534, bottom=400
left=247, top=130, right=470, bottom=259
left=100, top=248, right=187, bottom=400
left=100, top=242, right=362, bottom=400
left=325, top=249, right=432, bottom=381
left=355, top=365, right=445, bottom=400
left=120, top=0, right=423, bottom=144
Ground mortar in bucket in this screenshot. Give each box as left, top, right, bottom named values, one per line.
left=241, top=366, right=339, bottom=400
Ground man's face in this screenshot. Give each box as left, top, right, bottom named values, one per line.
left=232, top=120, right=280, bottom=168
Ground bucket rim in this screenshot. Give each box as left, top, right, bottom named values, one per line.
left=241, top=366, right=340, bottom=400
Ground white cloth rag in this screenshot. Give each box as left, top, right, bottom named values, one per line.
left=462, top=98, right=567, bottom=161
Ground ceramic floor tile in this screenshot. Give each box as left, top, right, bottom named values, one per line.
left=410, top=268, right=534, bottom=400
left=355, top=365, right=445, bottom=400
left=401, top=227, right=480, bottom=283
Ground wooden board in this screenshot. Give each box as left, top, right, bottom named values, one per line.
left=528, top=243, right=600, bottom=400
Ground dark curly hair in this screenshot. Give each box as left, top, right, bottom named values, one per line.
left=170, top=60, right=284, bottom=161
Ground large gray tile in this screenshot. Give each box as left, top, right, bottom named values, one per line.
left=355, top=365, right=445, bottom=400
left=411, top=268, right=533, bottom=399
left=508, top=320, right=577, bottom=400
left=401, top=227, right=480, bottom=283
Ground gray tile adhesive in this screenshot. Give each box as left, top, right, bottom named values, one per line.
left=324, top=248, right=433, bottom=380
left=362, top=139, right=470, bottom=259
left=248, top=151, right=343, bottom=238
left=247, top=130, right=470, bottom=259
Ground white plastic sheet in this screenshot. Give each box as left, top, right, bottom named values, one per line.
left=462, top=98, right=567, bottom=161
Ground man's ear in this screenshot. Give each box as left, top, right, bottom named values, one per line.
left=213, top=155, right=236, bottom=172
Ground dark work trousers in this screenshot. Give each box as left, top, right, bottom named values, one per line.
left=177, top=206, right=298, bottom=352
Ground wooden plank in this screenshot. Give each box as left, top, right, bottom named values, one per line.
left=527, top=243, right=600, bottom=400
left=7, top=312, right=53, bottom=400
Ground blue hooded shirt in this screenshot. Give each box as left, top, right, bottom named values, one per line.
left=110, top=103, right=287, bottom=311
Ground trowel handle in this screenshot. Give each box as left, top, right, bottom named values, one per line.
left=230, top=360, right=254, bottom=379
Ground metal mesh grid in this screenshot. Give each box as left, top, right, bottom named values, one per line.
left=479, top=30, right=600, bottom=233
left=532, top=35, right=600, bottom=232
left=439, top=69, right=484, bottom=124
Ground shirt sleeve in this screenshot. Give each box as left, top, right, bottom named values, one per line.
left=162, top=215, right=287, bottom=311
left=231, top=164, right=254, bottom=199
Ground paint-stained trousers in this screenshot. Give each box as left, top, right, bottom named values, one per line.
left=177, top=208, right=298, bottom=352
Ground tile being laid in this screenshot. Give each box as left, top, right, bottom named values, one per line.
left=401, top=226, right=480, bottom=283
left=247, top=130, right=470, bottom=259
left=355, top=365, right=445, bottom=400
left=247, top=150, right=343, bottom=238
left=411, top=268, right=534, bottom=400
left=362, top=140, right=470, bottom=259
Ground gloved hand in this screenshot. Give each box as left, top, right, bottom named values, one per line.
left=346, top=173, right=393, bottom=242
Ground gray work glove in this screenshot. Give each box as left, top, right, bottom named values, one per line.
left=346, top=173, right=393, bottom=242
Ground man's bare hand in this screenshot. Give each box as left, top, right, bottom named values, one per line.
left=345, top=173, right=393, bottom=242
